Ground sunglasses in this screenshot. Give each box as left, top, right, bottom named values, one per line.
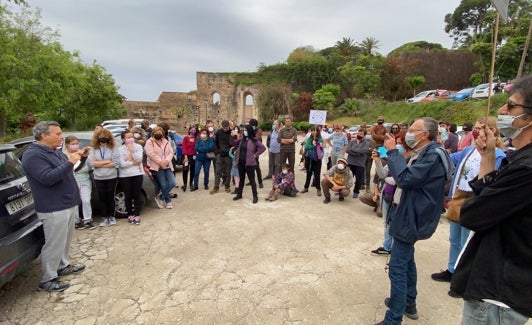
left=507, top=99, right=532, bottom=110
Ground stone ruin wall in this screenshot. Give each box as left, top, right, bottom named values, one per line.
left=122, top=72, right=261, bottom=132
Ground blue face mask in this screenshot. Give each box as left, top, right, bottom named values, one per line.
left=272, top=125, right=275, bottom=130
left=396, top=144, right=406, bottom=155
left=365, top=134, right=371, bottom=140
left=243, top=131, right=248, bottom=137
left=328, top=128, right=333, bottom=133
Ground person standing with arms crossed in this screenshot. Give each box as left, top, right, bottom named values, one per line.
left=277, top=116, right=298, bottom=175
left=22, top=121, right=87, bottom=292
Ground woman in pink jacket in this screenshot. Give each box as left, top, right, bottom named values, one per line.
left=145, top=126, right=175, bottom=209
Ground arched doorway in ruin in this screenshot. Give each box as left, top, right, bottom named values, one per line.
left=242, top=91, right=254, bottom=122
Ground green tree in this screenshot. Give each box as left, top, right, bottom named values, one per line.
left=312, top=84, right=340, bottom=111
left=335, top=37, right=358, bottom=57
left=407, top=75, right=425, bottom=96
left=256, top=82, right=291, bottom=122
left=444, top=0, right=492, bottom=48
left=360, top=37, right=381, bottom=55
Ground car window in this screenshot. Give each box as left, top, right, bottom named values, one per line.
left=0, top=151, right=25, bottom=185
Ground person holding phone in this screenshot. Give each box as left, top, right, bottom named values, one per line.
left=346, top=128, right=369, bottom=198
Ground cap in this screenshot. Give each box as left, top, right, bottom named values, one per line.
left=377, top=116, right=384, bottom=121
left=337, top=158, right=348, bottom=165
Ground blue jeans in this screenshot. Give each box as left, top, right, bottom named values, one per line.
left=385, top=239, right=417, bottom=325
left=448, top=221, right=470, bottom=272
left=462, top=300, right=528, bottom=325
left=193, top=158, right=211, bottom=188
left=155, top=168, right=175, bottom=203
left=381, top=199, right=394, bottom=251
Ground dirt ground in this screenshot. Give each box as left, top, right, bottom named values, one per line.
left=0, top=140, right=519, bottom=325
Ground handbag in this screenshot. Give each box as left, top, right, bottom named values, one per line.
left=206, top=152, right=216, bottom=160
left=446, top=189, right=473, bottom=222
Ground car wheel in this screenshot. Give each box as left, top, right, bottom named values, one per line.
left=114, top=190, right=146, bottom=218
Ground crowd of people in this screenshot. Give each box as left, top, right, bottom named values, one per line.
left=20, top=75, right=532, bottom=325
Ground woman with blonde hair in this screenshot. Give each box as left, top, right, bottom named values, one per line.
left=87, top=128, right=118, bottom=227
left=430, top=115, right=506, bottom=296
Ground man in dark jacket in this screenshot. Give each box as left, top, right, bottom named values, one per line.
left=451, top=74, right=532, bottom=324
left=22, top=121, right=87, bottom=292
left=211, top=120, right=233, bottom=194
left=376, top=117, right=448, bottom=325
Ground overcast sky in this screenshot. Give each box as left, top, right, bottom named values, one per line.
left=24, top=0, right=461, bottom=101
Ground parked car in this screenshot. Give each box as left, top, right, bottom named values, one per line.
left=447, top=87, right=475, bottom=101
left=471, top=82, right=506, bottom=99
left=9, top=132, right=157, bottom=218
left=0, top=144, right=44, bottom=288
left=406, top=90, right=445, bottom=103
left=348, top=125, right=360, bottom=139
left=169, top=131, right=184, bottom=166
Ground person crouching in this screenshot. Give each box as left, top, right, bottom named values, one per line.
left=266, top=164, right=297, bottom=201
left=320, top=157, right=354, bottom=204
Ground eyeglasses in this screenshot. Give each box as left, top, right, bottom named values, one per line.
left=391, top=128, right=399, bottom=130
left=507, top=99, right=532, bottom=110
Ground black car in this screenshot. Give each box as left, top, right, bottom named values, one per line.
left=9, top=132, right=157, bottom=218
left=0, top=144, right=44, bottom=288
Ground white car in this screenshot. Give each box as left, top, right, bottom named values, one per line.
left=471, top=83, right=505, bottom=99
left=406, top=90, right=438, bottom=103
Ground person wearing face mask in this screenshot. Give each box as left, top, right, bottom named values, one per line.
left=265, top=164, right=297, bottom=201
left=193, top=128, right=215, bottom=191
left=63, top=136, right=94, bottom=230
left=458, top=121, right=474, bottom=151
left=145, top=126, right=176, bottom=211
left=114, top=130, right=144, bottom=225
left=346, top=128, right=369, bottom=199
left=181, top=126, right=198, bottom=192
left=329, top=125, right=348, bottom=167
left=371, top=116, right=388, bottom=147
left=247, top=118, right=264, bottom=189
left=431, top=116, right=506, bottom=297
left=211, top=120, right=233, bottom=194
left=300, top=126, right=323, bottom=196
left=320, top=158, right=354, bottom=204
left=376, top=117, right=450, bottom=325
left=450, top=75, right=532, bottom=324
left=233, top=124, right=266, bottom=204
left=438, top=121, right=458, bottom=153
left=264, top=119, right=281, bottom=180
left=130, top=126, right=146, bottom=147
left=88, top=128, right=118, bottom=227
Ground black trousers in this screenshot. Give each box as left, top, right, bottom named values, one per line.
left=237, top=165, right=258, bottom=197
left=349, top=164, right=365, bottom=194
left=94, top=178, right=117, bottom=217
left=120, top=175, right=144, bottom=216
left=279, top=151, right=295, bottom=175
left=304, top=157, right=322, bottom=190
left=182, top=154, right=196, bottom=187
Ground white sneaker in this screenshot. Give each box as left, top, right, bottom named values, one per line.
left=154, top=196, right=164, bottom=209
left=108, top=216, right=117, bottom=226
left=99, top=217, right=108, bottom=227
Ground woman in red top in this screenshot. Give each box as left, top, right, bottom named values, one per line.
left=181, top=126, right=199, bottom=191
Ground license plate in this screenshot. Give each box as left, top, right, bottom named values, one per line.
left=5, top=195, right=34, bottom=215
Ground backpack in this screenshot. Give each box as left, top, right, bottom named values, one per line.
left=435, top=147, right=455, bottom=196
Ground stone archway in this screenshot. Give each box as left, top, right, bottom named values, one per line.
left=242, top=91, right=255, bottom=122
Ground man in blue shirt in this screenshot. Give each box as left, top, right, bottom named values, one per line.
left=22, top=121, right=87, bottom=292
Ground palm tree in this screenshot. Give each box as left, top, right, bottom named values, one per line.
left=335, top=37, right=357, bottom=56
left=360, top=37, right=381, bottom=55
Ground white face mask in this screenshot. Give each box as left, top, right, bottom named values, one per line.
left=497, top=114, right=530, bottom=139
left=200, top=134, right=208, bottom=139
left=282, top=169, right=288, bottom=174
left=405, top=131, right=421, bottom=149
left=207, top=126, right=214, bottom=132
left=337, top=163, right=345, bottom=170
